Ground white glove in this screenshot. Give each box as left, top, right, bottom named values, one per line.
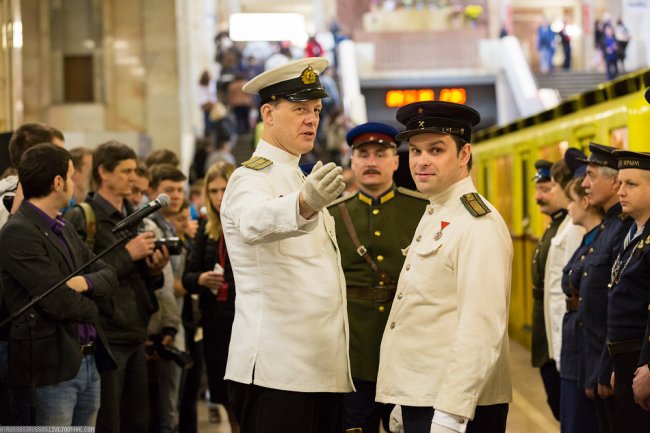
left=301, top=161, right=345, bottom=211
left=429, top=423, right=458, bottom=433
left=389, top=405, right=404, bottom=433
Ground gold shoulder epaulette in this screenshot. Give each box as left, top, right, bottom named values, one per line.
left=460, top=192, right=491, bottom=217
left=328, top=192, right=357, bottom=208
left=241, top=156, right=273, bottom=171
left=397, top=187, right=427, bottom=201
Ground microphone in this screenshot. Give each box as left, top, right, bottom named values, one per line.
left=111, top=194, right=171, bottom=233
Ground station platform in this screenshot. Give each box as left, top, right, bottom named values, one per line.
left=196, top=338, right=559, bottom=433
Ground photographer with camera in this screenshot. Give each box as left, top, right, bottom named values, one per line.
left=143, top=163, right=189, bottom=433
left=327, top=123, right=428, bottom=433
left=64, top=141, right=169, bottom=433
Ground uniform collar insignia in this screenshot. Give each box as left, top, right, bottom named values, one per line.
left=551, top=209, right=568, bottom=220
left=357, top=186, right=396, bottom=206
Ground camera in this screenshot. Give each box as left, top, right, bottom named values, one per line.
left=154, top=237, right=182, bottom=255
left=146, top=335, right=194, bottom=369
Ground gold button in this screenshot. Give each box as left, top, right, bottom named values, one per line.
left=390, top=322, right=396, bottom=329
left=377, top=255, right=384, bottom=262
left=373, top=209, right=380, bottom=215
left=589, top=247, right=594, bottom=253
left=374, top=230, right=381, bottom=237
left=416, top=235, right=422, bottom=242
left=459, top=419, right=465, bottom=424
left=397, top=293, right=403, bottom=300
left=378, top=281, right=385, bottom=286
left=428, top=208, right=434, bottom=215
left=406, top=264, right=411, bottom=271
left=580, top=255, right=585, bottom=260
left=378, top=305, right=385, bottom=312
left=583, top=272, right=588, bottom=277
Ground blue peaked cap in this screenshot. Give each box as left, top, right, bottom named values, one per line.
left=345, top=122, right=399, bottom=148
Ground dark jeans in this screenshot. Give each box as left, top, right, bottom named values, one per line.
left=203, top=314, right=234, bottom=405
left=343, top=378, right=393, bottom=433
left=560, top=378, right=598, bottom=433
left=610, top=350, right=650, bottom=433
left=401, top=404, right=508, bottom=433
left=35, top=356, right=101, bottom=426
left=540, top=360, right=562, bottom=420
left=228, top=381, right=345, bottom=433
left=178, top=333, right=203, bottom=433
left=0, top=340, right=10, bottom=424
left=96, top=343, right=149, bottom=433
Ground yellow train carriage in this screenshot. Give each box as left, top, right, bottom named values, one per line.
left=471, top=69, right=650, bottom=348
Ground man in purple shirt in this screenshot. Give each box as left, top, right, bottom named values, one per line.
left=0, top=143, right=118, bottom=426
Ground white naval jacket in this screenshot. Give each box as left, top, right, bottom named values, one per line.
left=220, top=140, right=353, bottom=393
left=544, top=214, right=584, bottom=370
left=376, top=177, right=513, bottom=420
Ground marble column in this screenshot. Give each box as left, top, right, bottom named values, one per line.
left=0, top=0, right=23, bottom=130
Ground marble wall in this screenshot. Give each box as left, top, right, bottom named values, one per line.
left=20, top=0, right=187, bottom=156
left=0, top=0, right=23, bottom=131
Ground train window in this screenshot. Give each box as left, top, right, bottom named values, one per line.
left=539, top=144, right=562, bottom=163
left=494, top=155, right=513, bottom=230
left=610, top=127, right=628, bottom=149
left=482, top=165, right=489, bottom=200
left=521, top=159, right=529, bottom=220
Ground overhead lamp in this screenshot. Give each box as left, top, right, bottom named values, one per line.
left=229, top=13, right=307, bottom=45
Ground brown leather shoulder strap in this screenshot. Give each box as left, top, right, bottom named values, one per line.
left=337, top=203, right=379, bottom=273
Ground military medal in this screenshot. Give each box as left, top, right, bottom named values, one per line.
left=434, top=221, right=449, bottom=241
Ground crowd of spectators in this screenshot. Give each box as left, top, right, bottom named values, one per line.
left=0, top=123, right=244, bottom=432
left=193, top=25, right=349, bottom=182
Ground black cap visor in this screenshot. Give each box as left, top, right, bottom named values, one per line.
left=396, top=126, right=469, bottom=142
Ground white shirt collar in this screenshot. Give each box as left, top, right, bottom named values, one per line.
left=255, top=139, right=301, bottom=167
left=428, top=176, right=475, bottom=205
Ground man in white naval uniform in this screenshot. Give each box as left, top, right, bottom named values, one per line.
left=376, top=101, right=513, bottom=433
left=220, top=57, right=354, bottom=433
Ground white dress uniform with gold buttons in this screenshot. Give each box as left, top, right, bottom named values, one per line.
left=376, top=176, right=513, bottom=420
left=220, top=139, right=353, bottom=393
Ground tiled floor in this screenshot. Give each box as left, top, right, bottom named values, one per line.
left=196, top=338, right=560, bottom=433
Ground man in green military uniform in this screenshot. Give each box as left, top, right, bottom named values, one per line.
left=531, top=159, right=564, bottom=421
left=328, top=122, right=427, bottom=433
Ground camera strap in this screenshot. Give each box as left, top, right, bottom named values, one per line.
left=337, top=203, right=395, bottom=287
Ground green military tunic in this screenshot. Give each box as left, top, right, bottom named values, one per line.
left=328, top=185, right=427, bottom=381
left=531, top=209, right=567, bottom=367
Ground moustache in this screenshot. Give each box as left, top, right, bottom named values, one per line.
left=363, top=169, right=381, bottom=175
left=536, top=199, right=548, bottom=206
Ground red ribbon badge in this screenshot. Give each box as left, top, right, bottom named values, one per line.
left=434, top=221, right=450, bottom=241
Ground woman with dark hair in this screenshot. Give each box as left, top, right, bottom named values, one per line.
left=182, top=162, right=239, bottom=433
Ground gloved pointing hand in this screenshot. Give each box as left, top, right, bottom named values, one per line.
left=301, top=161, right=345, bottom=212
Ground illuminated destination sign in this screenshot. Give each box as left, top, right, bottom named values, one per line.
left=385, top=88, right=468, bottom=107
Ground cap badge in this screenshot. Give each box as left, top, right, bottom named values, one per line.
left=418, top=120, right=425, bottom=128
left=300, top=65, right=317, bottom=85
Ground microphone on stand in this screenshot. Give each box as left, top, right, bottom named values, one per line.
left=111, top=194, right=171, bottom=233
